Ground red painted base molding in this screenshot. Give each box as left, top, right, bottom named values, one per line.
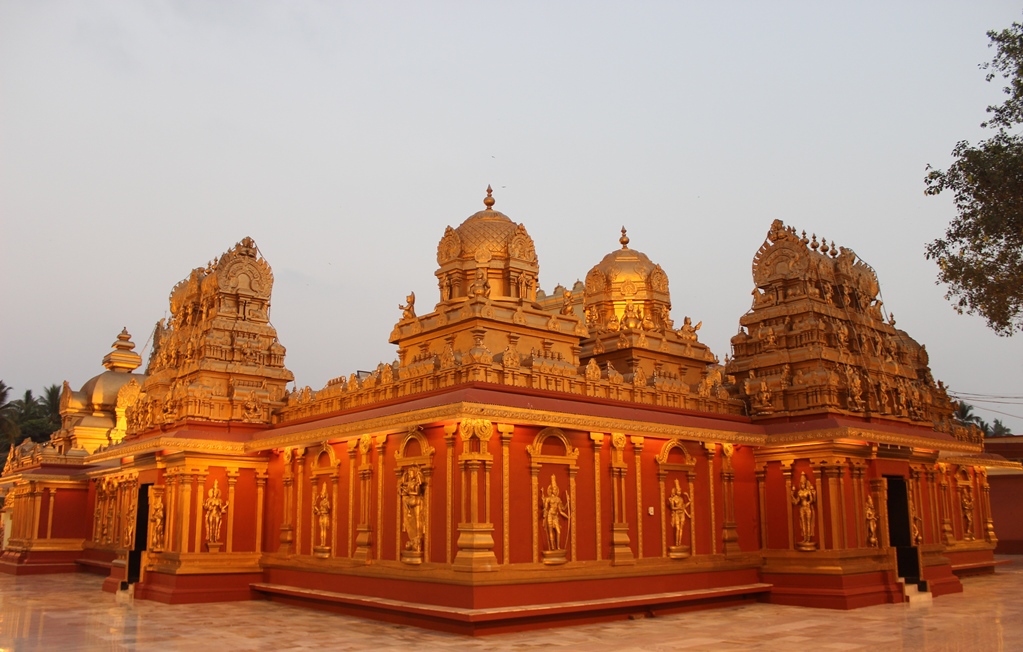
left=0, top=549, right=82, bottom=575
left=762, top=571, right=904, bottom=609
left=250, top=566, right=771, bottom=635
left=134, top=570, right=263, bottom=604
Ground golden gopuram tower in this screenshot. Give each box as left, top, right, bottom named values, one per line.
left=0, top=190, right=1016, bottom=634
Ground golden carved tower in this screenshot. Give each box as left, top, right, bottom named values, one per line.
left=125, top=237, right=293, bottom=435
left=726, top=220, right=960, bottom=431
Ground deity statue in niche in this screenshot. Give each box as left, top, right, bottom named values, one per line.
left=960, top=486, right=975, bottom=541
left=399, top=465, right=426, bottom=562
left=203, top=480, right=229, bottom=550
left=150, top=496, right=165, bottom=551
left=469, top=268, right=491, bottom=298
left=865, top=495, right=878, bottom=547
left=667, top=479, right=693, bottom=558
left=540, top=475, right=571, bottom=564
left=792, top=474, right=817, bottom=551
left=399, top=292, right=416, bottom=321
left=312, top=483, right=331, bottom=554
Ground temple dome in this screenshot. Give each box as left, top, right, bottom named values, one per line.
left=72, top=329, right=146, bottom=410
left=584, top=228, right=671, bottom=307
left=437, top=186, right=536, bottom=266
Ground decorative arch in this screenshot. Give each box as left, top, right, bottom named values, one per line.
left=394, top=426, right=435, bottom=564
left=656, top=437, right=698, bottom=559
left=526, top=427, right=580, bottom=564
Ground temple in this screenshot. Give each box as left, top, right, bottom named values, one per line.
left=1, top=188, right=1017, bottom=634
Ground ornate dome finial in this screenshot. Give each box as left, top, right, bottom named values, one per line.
left=620, top=226, right=630, bottom=249
left=483, top=185, right=495, bottom=209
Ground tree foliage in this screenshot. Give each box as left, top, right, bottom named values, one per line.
left=0, top=381, right=62, bottom=464
left=925, top=21, right=1023, bottom=336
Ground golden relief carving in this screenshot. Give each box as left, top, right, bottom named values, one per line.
left=667, top=479, right=693, bottom=557
left=793, top=473, right=817, bottom=551
left=399, top=465, right=426, bottom=560
left=540, top=475, right=571, bottom=564
left=203, top=480, right=228, bottom=552
left=865, top=495, right=878, bottom=547
left=312, top=483, right=331, bottom=558
left=960, top=485, right=975, bottom=541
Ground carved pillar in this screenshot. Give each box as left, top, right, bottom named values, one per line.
left=979, top=468, right=996, bottom=544
left=824, top=462, right=842, bottom=550
left=179, top=473, right=192, bottom=553
left=353, top=435, right=374, bottom=562
left=45, top=487, right=56, bottom=539
left=375, top=435, right=387, bottom=559
left=872, top=477, right=890, bottom=549
left=444, top=424, right=457, bottom=564
left=453, top=419, right=498, bottom=572
left=927, top=467, right=941, bottom=543
left=721, top=444, right=739, bottom=556
left=499, top=424, right=514, bottom=564
left=937, top=464, right=955, bottom=545
left=279, top=448, right=294, bottom=554
left=632, top=436, right=644, bottom=559
left=852, top=464, right=865, bottom=548
left=814, top=463, right=825, bottom=549
left=295, top=449, right=305, bottom=556
left=704, top=444, right=717, bottom=555
left=347, top=444, right=356, bottom=557
left=330, top=473, right=339, bottom=558
left=755, top=463, right=768, bottom=549
left=165, top=473, right=177, bottom=552
left=609, top=433, right=634, bottom=565
left=782, top=462, right=794, bottom=550
left=226, top=470, right=239, bottom=553
left=590, top=433, right=604, bottom=561
left=255, top=471, right=267, bottom=554
left=194, top=470, right=208, bottom=554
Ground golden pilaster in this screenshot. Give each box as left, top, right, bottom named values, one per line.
left=226, top=470, right=238, bottom=553
left=498, top=424, right=514, bottom=564
left=609, top=433, right=634, bottom=565
left=255, top=471, right=266, bottom=554
left=590, top=433, right=604, bottom=561
left=755, top=463, right=768, bottom=549
left=705, top=444, right=717, bottom=555
left=632, top=436, right=644, bottom=559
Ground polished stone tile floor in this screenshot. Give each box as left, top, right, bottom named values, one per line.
left=2, top=561, right=1022, bottom=651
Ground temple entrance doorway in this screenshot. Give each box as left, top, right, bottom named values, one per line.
left=884, top=475, right=921, bottom=584
left=126, top=483, right=151, bottom=586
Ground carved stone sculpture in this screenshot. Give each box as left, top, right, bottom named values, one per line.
left=399, top=292, right=416, bottom=321
left=312, top=483, right=331, bottom=558
left=865, top=495, right=878, bottom=547
left=960, top=486, right=975, bottom=541
left=399, top=464, right=426, bottom=564
left=667, top=479, right=693, bottom=558
left=203, top=480, right=228, bottom=551
left=792, top=474, right=817, bottom=551
left=540, top=475, right=570, bottom=564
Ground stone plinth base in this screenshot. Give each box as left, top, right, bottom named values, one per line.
left=453, top=523, right=497, bottom=572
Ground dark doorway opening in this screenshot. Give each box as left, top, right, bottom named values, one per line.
left=885, top=475, right=922, bottom=586
left=126, top=483, right=151, bottom=586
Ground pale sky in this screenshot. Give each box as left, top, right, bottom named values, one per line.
left=2, top=1, right=1021, bottom=432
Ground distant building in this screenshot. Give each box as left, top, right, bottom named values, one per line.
left=1, top=188, right=1015, bottom=634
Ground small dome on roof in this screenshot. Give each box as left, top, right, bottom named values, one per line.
left=437, top=187, right=537, bottom=265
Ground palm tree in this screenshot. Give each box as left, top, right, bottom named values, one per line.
left=976, top=418, right=993, bottom=437
left=0, top=380, right=21, bottom=463
left=954, top=401, right=982, bottom=426
left=41, top=383, right=61, bottom=431
left=990, top=419, right=1014, bottom=437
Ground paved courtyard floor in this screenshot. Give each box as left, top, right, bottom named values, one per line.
left=2, top=559, right=1022, bottom=651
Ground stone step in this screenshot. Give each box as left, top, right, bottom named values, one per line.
left=898, top=577, right=933, bottom=604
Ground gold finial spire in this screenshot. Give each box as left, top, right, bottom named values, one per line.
left=620, top=226, right=630, bottom=249
left=483, top=185, right=495, bottom=209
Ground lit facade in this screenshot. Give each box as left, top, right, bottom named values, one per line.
left=1, top=189, right=1014, bottom=634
